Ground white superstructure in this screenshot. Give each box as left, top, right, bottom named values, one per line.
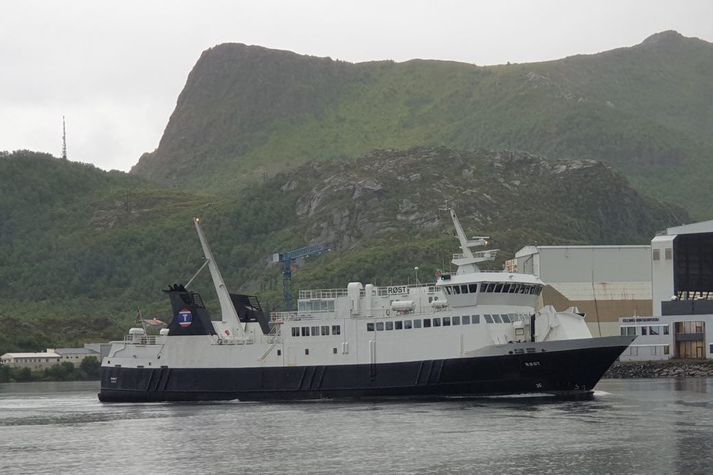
left=105, top=211, right=593, bottom=370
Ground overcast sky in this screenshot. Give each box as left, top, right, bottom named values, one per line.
left=2, top=0, right=712, bottom=172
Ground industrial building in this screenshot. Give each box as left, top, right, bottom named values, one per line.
left=512, top=219, right=713, bottom=360
left=512, top=245, right=652, bottom=337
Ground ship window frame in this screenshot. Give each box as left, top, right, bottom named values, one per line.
left=462, top=315, right=471, bottom=324
left=404, top=320, right=412, bottom=329
left=494, top=284, right=503, bottom=293
left=501, top=314, right=511, bottom=323
left=311, top=326, right=320, bottom=337
left=395, top=321, right=403, bottom=330
left=376, top=322, right=384, bottom=331
left=469, top=284, right=478, bottom=293
left=443, top=317, right=451, bottom=326
left=332, top=325, right=341, bottom=335
left=385, top=321, right=394, bottom=331
left=453, top=316, right=460, bottom=325
left=423, top=318, right=432, bottom=328
left=461, top=284, right=469, bottom=294
left=493, top=314, right=503, bottom=323
left=321, top=326, right=330, bottom=336
left=433, top=318, right=441, bottom=327
left=367, top=322, right=375, bottom=332
left=301, top=327, right=310, bottom=336
left=413, top=319, right=422, bottom=328
left=445, top=286, right=452, bottom=295
left=454, top=286, right=461, bottom=295
left=473, top=315, right=480, bottom=324
left=292, top=327, right=300, bottom=337
left=484, top=314, right=493, bottom=324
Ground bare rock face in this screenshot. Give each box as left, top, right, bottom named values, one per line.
left=272, top=146, right=686, bottom=254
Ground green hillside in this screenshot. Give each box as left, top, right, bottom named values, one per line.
left=133, top=31, right=713, bottom=218
left=0, top=149, right=686, bottom=354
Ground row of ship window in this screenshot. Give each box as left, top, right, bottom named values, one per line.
left=443, top=282, right=542, bottom=296
left=366, top=313, right=532, bottom=332
left=291, top=325, right=342, bottom=337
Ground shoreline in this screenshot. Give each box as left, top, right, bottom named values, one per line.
left=604, top=360, right=713, bottom=379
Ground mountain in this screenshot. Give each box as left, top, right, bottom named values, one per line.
left=0, top=149, right=686, bottom=354
left=132, top=31, right=713, bottom=218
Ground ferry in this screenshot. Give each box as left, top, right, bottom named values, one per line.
left=98, top=211, right=634, bottom=402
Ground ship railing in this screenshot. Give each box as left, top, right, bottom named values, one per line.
left=371, top=283, right=437, bottom=297
left=215, top=335, right=255, bottom=345
left=453, top=250, right=497, bottom=261
left=298, top=288, right=348, bottom=299
left=270, top=311, right=329, bottom=322
left=123, top=335, right=158, bottom=345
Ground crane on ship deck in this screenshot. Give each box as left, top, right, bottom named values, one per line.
left=273, top=243, right=329, bottom=310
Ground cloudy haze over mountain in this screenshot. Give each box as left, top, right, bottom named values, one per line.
left=2, top=0, right=712, bottom=171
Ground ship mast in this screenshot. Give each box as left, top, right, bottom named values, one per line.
left=448, top=209, right=497, bottom=274
left=193, top=217, right=246, bottom=339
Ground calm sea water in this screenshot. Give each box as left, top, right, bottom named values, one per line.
left=1, top=379, right=712, bottom=474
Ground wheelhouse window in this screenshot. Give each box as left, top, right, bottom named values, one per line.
left=367, top=323, right=375, bottom=332
left=311, top=326, right=320, bottom=336
left=493, top=315, right=503, bottom=323
left=443, top=317, right=451, bottom=326
left=454, top=286, right=461, bottom=295
left=376, top=322, right=384, bottom=331
left=462, top=315, right=471, bottom=324
left=413, top=319, right=422, bottom=328
left=452, top=316, right=460, bottom=325
left=385, top=321, right=394, bottom=331
left=469, top=284, right=478, bottom=293
left=445, top=286, right=452, bottom=295
left=332, top=325, right=341, bottom=335
left=292, top=328, right=300, bottom=337
left=433, top=318, right=441, bottom=327
left=395, top=321, right=403, bottom=330
left=301, top=327, right=310, bottom=336
left=404, top=320, right=412, bottom=329
left=461, top=284, right=469, bottom=294
left=423, top=318, right=432, bottom=328
left=501, top=314, right=511, bottom=323
left=484, top=315, right=493, bottom=324
left=321, top=326, right=330, bottom=336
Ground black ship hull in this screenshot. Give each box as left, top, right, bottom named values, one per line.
left=98, top=337, right=631, bottom=402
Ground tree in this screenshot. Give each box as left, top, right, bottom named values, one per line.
left=80, top=356, right=101, bottom=380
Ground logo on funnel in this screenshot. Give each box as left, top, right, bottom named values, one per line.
left=177, top=308, right=193, bottom=328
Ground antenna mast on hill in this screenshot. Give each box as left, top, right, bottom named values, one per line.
left=61, top=116, right=67, bottom=160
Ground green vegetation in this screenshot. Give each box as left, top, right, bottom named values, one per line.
left=133, top=31, right=713, bottom=218
left=0, top=148, right=686, bottom=354
left=0, top=357, right=100, bottom=383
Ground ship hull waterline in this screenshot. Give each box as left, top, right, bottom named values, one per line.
left=98, top=338, right=631, bottom=403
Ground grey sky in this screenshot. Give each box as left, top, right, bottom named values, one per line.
left=2, top=0, right=712, bottom=172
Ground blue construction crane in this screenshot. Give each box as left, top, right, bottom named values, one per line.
left=272, top=243, right=329, bottom=310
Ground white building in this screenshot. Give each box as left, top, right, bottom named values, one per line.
left=0, top=351, right=61, bottom=370
left=622, top=220, right=713, bottom=361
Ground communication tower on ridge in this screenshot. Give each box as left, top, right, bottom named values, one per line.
left=61, top=116, right=67, bottom=160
